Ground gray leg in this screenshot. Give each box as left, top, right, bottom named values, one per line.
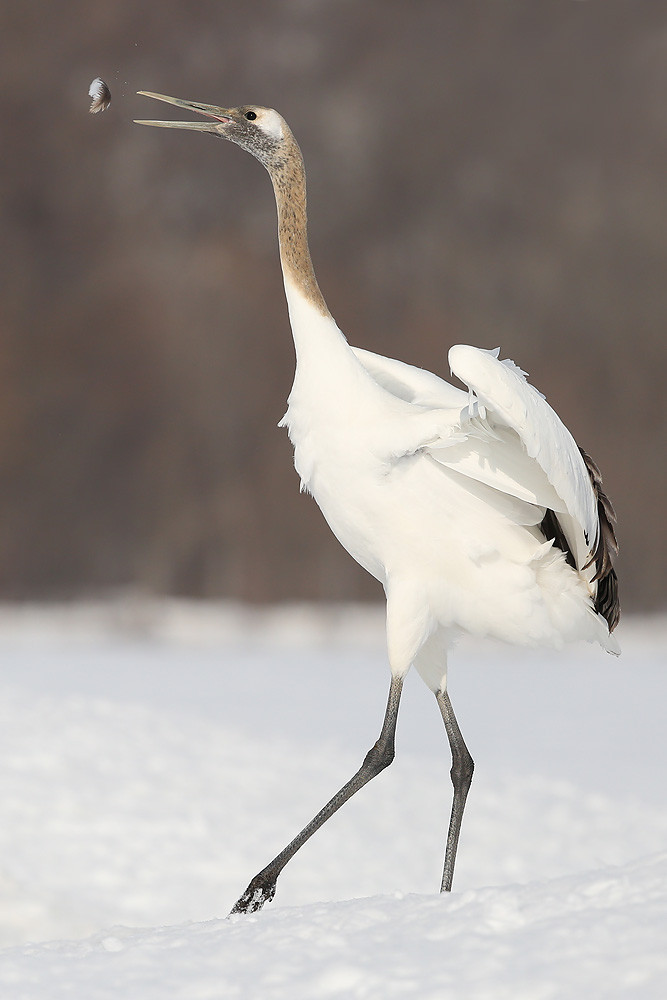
left=230, top=674, right=404, bottom=915
left=436, top=687, right=474, bottom=892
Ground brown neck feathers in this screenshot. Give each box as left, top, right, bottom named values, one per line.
left=268, top=139, right=330, bottom=317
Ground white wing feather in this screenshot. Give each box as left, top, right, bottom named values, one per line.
left=352, top=342, right=598, bottom=571
left=351, top=347, right=467, bottom=410
left=447, top=344, right=598, bottom=566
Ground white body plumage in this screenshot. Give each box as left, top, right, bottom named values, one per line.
left=280, top=278, right=618, bottom=693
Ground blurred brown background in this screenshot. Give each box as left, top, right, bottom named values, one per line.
left=1, top=0, right=665, bottom=609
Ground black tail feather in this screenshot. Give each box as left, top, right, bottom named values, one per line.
left=580, top=447, right=620, bottom=632
left=540, top=447, right=620, bottom=634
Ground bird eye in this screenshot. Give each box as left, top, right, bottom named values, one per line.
left=245, top=110, right=257, bottom=121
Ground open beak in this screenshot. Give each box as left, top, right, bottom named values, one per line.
left=134, top=91, right=233, bottom=131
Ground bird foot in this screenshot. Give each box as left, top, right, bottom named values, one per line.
left=229, top=875, right=277, bottom=915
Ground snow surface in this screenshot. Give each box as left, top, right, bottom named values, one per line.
left=0, top=597, right=665, bottom=998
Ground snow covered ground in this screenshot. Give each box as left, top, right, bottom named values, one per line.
left=0, top=597, right=665, bottom=998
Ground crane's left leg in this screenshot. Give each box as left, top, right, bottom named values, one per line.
left=229, top=673, right=404, bottom=915
left=435, top=687, right=474, bottom=892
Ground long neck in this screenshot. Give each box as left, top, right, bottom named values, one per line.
left=268, top=139, right=331, bottom=320
left=264, top=135, right=375, bottom=426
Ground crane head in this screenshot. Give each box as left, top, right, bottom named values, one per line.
left=135, top=92, right=289, bottom=167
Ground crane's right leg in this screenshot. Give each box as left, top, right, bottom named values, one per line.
left=229, top=673, right=404, bottom=915
left=436, top=686, right=474, bottom=892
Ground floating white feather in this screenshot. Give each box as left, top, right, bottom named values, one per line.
left=88, top=78, right=111, bottom=114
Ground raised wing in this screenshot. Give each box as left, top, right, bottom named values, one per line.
left=353, top=341, right=618, bottom=635
left=445, top=344, right=599, bottom=569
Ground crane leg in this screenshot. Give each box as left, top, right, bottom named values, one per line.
left=229, top=673, right=404, bottom=915
left=436, top=687, right=474, bottom=893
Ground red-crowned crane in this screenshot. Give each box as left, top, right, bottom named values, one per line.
left=135, top=93, right=620, bottom=915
